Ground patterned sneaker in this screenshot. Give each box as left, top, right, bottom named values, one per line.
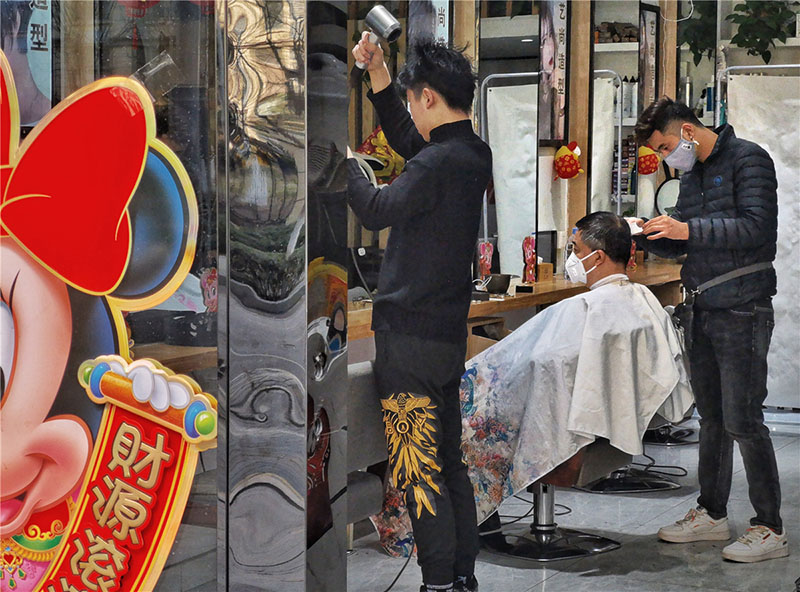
left=722, top=526, right=789, bottom=563
left=454, top=575, right=478, bottom=592
left=658, top=506, right=731, bottom=543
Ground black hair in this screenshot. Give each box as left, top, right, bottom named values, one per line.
left=396, top=40, right=477, bottom=114
left=575, top=211, right=631, bottom=266
left=635, top=95, right=703, bottom=145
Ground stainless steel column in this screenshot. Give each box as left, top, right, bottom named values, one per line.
left=218, top=1, right=349, bottom=589
left=218, top=1, right=311, bottom=589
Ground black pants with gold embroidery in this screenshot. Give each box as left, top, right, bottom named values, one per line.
left=374, top=330, right=479, bottom=586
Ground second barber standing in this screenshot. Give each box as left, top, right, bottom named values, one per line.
left=348, top=34, right=492, bottom=592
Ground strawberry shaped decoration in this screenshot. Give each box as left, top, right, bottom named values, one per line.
left=554, top=141, right=584, bottom=180
left=638, top=145, right=660, bottom=176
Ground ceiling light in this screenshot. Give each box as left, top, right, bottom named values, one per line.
left=521, top=38, right=534, bottom=43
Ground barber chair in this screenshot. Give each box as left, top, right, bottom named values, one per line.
left=643, top=411, right=697, bottom=446
left=575, top=410, right=695, bottom=494
left=481, top=440, right=631, bottom=561
left=346, top=361, right=389, bottom=550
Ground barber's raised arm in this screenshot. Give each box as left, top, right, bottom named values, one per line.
left=347, top=152, right=439, bottom=230
left=353, top=32, right=426, bottom=160
left=367, top=85, right=427, bottom=160
left=686, top=145, right=778, bottom=250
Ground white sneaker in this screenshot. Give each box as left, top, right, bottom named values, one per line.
left=722, top=526, right=789, bottom=563
left=658, top=506, right=731, bottom=543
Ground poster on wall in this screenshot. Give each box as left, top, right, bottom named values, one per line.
left=0, top=0, right=52, bottom=126
left=639, top=4, right=659, bottom=115
left=408, top=0, right=449, bottom=45
left=538, top=0, right=568, bottom=142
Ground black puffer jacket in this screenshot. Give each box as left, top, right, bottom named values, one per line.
left=636, top=124, right=777, bottom=310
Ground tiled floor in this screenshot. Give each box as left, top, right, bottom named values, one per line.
left=347, top=422, right=800, bottom=592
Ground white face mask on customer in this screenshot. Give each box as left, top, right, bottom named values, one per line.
left=565, top=250, right=598, bottom=284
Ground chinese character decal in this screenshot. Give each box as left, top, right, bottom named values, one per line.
left=0, top=0, right=51, bottom=124
left=0, top=50, right=216, bottom=592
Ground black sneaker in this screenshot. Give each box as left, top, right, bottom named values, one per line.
left=419, top=586, right=454, bottom=592
left=454, top=575, right=478, bottom=592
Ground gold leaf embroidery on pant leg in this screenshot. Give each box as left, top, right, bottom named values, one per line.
left=381, top=392, right=441, bottom=518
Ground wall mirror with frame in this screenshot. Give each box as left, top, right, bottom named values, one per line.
left=589, top=0, right=647, bottom=218
left=478, top=1, right=566, bottom=280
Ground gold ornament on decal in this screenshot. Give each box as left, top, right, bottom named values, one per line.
left=381, top=393, right=442, bottom=518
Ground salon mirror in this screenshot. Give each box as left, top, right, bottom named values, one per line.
left=479, top=1, right=560, bottom=279
left=656, top=178, right=681, bottom=216
left=589, top=1, right=645, bottom=217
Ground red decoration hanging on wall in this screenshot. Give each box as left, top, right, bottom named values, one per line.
left=115, top=0, right=161, bottom=19
left=554, top=141, right=584, bottom=180
left=638, top=145, right=660, bottom=176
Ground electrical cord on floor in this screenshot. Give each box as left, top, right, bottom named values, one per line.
left=631, top=452, right=688, bottom=478
left=476, top=494, right=573, bottom=535
left=382, top=491, right=576, bottom=586
left=509, top=493, right=572, bottom=517
left=382, top=548, right=414, bottom=592
left=497, top=502, right=535, bottom=527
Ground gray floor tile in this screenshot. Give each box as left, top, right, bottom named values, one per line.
left=346, top=432, right=800, bottom=592
left=347, top=534, right=422, bottom=592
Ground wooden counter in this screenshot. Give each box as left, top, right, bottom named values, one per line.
left=347, top=261, right=682, bottom=341
left=132, top=343, right=218, bottom=374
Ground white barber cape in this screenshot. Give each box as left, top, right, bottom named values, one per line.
left=459, top=274, right=694, bottom=523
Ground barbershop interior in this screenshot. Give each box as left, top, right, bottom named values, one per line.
left=0, top=1, right=798, bottom=592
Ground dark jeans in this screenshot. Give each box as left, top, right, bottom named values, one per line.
left=691, top=298, right=782, bottom=532
left=374, top=331, right=480, bottom=586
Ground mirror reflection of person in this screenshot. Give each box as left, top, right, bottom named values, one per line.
left=1, top=0, right=50, bottom=125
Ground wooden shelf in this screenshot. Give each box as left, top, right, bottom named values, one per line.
left=680, top=38, right=800, bottom=52
left=720, top=37, right=800, bottom=49
left=347, top=262, right=683, bottom=341
left=595, top=42, right=638, bottom=53
left=132, top=343, right=217, bottom=374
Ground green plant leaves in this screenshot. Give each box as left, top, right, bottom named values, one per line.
left=678, top=1, right=717, bottom=67
left=725, top=0, right=796, bottom=64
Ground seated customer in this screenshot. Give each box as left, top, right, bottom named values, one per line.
left=460, top=211, right=694, bottom=522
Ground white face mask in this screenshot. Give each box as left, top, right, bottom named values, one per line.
left=664, top=128, right=699, bottom=171
left=565, top=250, right=598, bottom=284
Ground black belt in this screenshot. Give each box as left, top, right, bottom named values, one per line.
left=687, top=262, right=773, bottom=298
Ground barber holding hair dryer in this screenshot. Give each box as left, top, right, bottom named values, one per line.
left=347, top=14, right=492, bottom=592
left=629, top=97, right=786, bottom=564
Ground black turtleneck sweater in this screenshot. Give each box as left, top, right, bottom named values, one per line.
left=347, top=85, right=492, bottom=343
